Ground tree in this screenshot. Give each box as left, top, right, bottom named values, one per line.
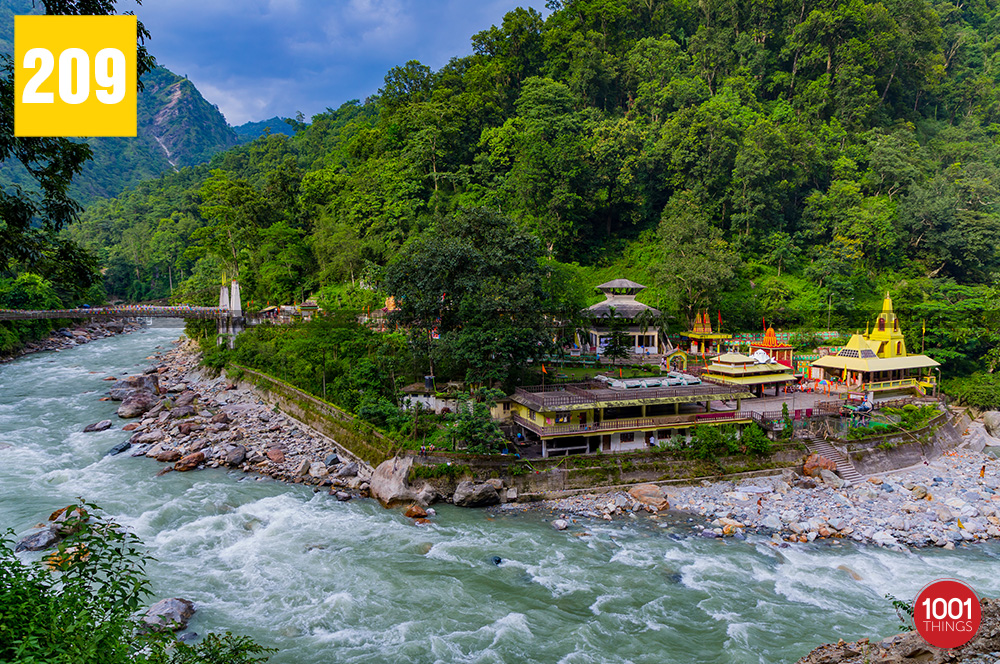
left=448, top=389, right=507, bottom=454
left=0, top=0, right=155, bottom=275
left=0, top=502, right=272, bottom=664
left=382, top=207, right=554, bottom=385
left=655, top=191, right=740, bottom=326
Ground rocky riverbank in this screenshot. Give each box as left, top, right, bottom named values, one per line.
left=799, top=597, right=1000, bottom=663
left=98, top=338, right=372, bottom=499
left=503, top=437, right=1000, bottom=549
left=1, top=320, right=142, bottom=363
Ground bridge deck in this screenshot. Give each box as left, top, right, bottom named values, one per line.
left=0, top=306, right=239, bottom=321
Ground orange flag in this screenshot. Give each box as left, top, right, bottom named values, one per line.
left=541, top=364, right=548, bottom=374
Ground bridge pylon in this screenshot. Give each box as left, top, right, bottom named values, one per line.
left=217, top=280, right=244, bottom=349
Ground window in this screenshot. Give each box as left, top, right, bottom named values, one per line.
left=878, top=317, right=885, bottom=331
left=896, top=342, right=902, bottom=355
left=620, top=432, right=634, bottom=442
left=503, top=402, right=511, bottom=412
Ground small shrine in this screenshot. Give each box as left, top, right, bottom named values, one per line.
left=750, top=327, right=794, bottom=367
left=702, top=350, right=796, bottom=397
left=578, top=279, right=662, bottom=354
left=680, top=311, right=731, bottom=355
left=810, top=293, right=940, bottom=396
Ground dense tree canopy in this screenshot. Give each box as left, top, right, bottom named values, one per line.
left=47, top=0, right=1000, bottom=382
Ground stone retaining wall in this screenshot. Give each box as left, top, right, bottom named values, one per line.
left=833, top=412, right=965, bottom=475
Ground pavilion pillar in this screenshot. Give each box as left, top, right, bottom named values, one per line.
left=705, top=401, right=710, bottom=412
left=641, top=405, right=646, bottom=417
left=674, top=403, right=679, bottom=415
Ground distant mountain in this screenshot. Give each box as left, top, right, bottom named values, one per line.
left=0, top=64, right=239, bottom=205
left=234, top=116, right=296, bottom=142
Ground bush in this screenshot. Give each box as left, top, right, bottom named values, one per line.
left=0, top=501, right=274, bottom=664
left=944, top=373, right=1000, bottom=411
left=741, top=424, right=773, bottom=456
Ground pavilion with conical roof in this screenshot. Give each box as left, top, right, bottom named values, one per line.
left=810, top=293, right=940, bottom=396
left=578, top=279, right=663, bottom=355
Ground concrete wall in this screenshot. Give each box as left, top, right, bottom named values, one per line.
left=836, top=413, right=964, bottom=475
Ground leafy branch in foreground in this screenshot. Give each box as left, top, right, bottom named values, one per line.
left=885, top=592, right=915, bottom=632
left=0, top=500, right=274, bottom=664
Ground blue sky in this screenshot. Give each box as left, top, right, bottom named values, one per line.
left=122, top=0, right=549, bottom=125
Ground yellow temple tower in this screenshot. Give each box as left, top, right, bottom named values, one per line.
left=867, top=292, right=907, bottom=359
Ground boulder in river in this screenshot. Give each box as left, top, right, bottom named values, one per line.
left=174, top=452, right=205, bottom=472
left=83, top=420, right=112, bottom=432
left=155, top=449, right=182, bottom=463
left=453, top=481, right=500, bottom=508
left=142, top=598, right=196, bottom=632
left=370, top=456, right=438, bottom=507
left=14, top=528, right=61, bottom=552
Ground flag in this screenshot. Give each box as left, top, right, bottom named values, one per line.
left=541, top=364, right=548, bottom=375
left=762, top=316, right=766, bottom=331
left=619, top=368, right=623, bottom=378
left=718, top=309, right=722, bottom=331
left=923, top=319, right=926, bottom=335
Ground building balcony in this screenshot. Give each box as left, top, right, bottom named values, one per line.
left=512, top=411, right=749, bottom=438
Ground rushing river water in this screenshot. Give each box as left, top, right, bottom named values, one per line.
left=3, top=321, right=1000, bottom=664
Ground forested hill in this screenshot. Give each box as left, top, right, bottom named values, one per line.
left=68, top=0, right=1000, bottom=373
left=0, top=64, right=239, bottom=204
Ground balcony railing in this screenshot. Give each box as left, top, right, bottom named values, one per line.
left=512, top=411, right=750, bottom=437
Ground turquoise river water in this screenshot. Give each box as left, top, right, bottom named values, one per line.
left=2, top=321, right=1000, bottom=664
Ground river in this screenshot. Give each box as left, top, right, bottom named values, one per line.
left=3, top=321, right=999, bottom=664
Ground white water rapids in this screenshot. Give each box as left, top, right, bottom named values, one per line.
left=3, top=321, right=999, bottom=663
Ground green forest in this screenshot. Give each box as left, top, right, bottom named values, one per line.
left=4, top=0, right=1000, bottom=400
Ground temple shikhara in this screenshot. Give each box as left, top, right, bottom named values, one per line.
left=680, top=310, right=731, bottom=355
left=810, top=293, right=940, bottom=397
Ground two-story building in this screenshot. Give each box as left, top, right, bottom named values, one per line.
left=510, top=377, right=753, bottom=457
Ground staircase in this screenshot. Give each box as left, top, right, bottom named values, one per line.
left=803, top=435, right=865, bottom=485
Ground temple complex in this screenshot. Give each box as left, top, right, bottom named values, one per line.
left=810, top=293, right=940, bottom=397
left=680, top=311, right=731, bottom=355
left=579, top=279, right=662, bottom=354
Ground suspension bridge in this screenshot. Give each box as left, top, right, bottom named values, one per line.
left=0, top=281, right=251, bottom=347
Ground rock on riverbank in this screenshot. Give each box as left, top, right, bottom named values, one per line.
left=111, top=340, right=372, bottom=493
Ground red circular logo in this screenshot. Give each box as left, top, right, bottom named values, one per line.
left=914, top=579, right=981, bottom=649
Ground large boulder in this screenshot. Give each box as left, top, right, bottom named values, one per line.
left=173, top=452, right=204, bottom=472
left=83, top=420, right=112, bottom=432
left=803, top=454, right=837, bottom=477
left=174, top=391, right=198, bottom=407
left=628, top=484, right=670, bottom=511
left=453, top=481, right=500, bottom=508
left=818, top=468, right=844, bottom=489
left=370, top=457, right=439, bottom=507
left=118, top=392, right=157, bottom=419
left=109, top=374, right=160, bottom=401
left=984, top=411, right=1000, bottom=438
left=14, top=528, right=61, bottom=552
left=142, top=598, right=196, bottom=632
left=225, top=445, right=246, bottom=467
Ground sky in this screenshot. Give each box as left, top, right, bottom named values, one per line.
left=121, top=0, right=550, bottom=126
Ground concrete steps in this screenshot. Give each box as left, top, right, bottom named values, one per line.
left=803, top=435, right=865, bottom=485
